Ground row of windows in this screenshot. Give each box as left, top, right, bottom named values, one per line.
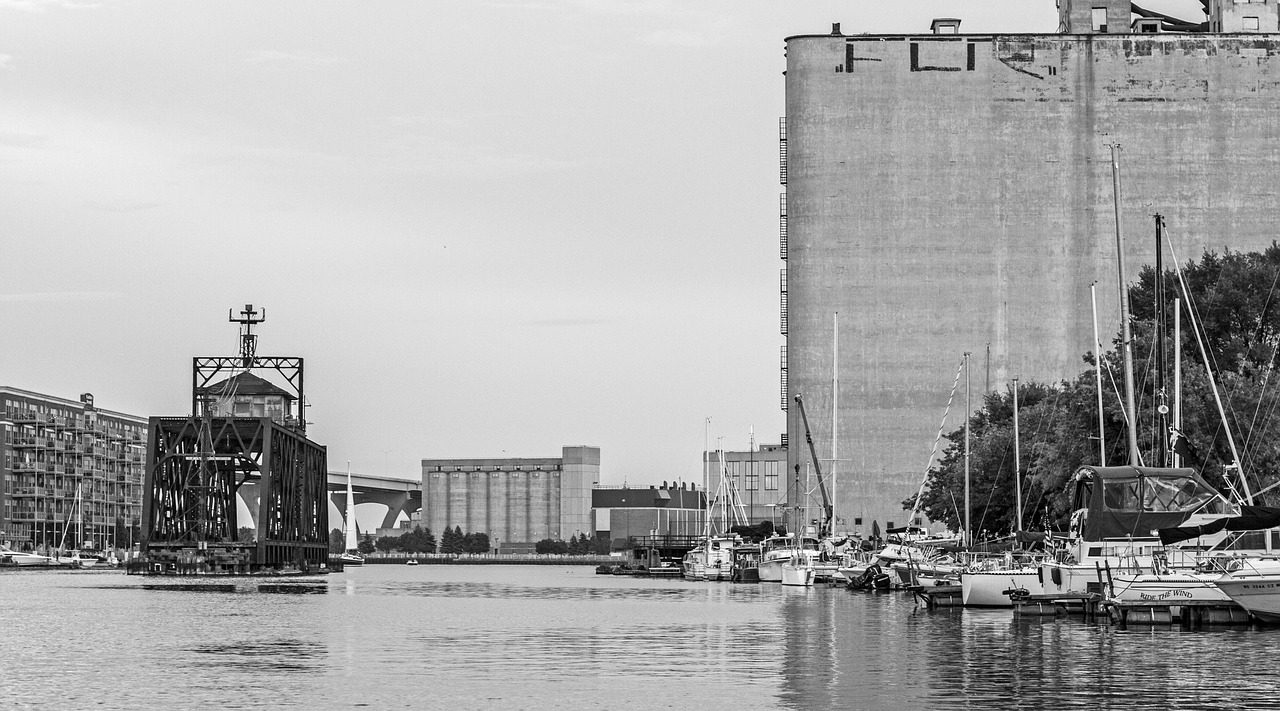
left=430, top=471, right=560, bottom=479
left=721, top=460, right=782, bottom=492
left=429, top=465, right=555, bottom=472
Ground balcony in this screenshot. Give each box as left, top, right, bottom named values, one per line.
left=11, top=487, right=47, bottom=498
left=12, top=437, right=37, bottom=448
left=13, top=411, right=40, bottom=424
left=13, top=461, right=38, bottom=473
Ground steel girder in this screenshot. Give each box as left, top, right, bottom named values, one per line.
left=142, top=415, right=328, bottom=569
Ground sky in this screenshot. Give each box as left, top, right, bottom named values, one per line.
left=0, top=0, right=1208, bottom=500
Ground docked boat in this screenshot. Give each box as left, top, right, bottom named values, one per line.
left=781, top=553, right=816, bottom=587
left=730, top=543, right=761, bottom=583
left=1038, top=465, right=1235, bottom=597
left=405, top=558, right=419, bottom=566
left=0, top=547, right=53, bottom=567
left=758, top=534, right=793, bottom=582
left=682, top=534, right=738, bottom=581
left=1212, top=560, right=1280, bottom=621
left=961, top=565, right=1042, bottom=607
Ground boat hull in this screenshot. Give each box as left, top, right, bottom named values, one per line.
left=781, top=562, right=815, bottom=587
left=1107, top=573, right=1232, bottom=604
left=962, top=569, right=1043, bottom=607
left=758, top=559, right=784, bottom=582
left=1213, top=575, right=1280, bottom=621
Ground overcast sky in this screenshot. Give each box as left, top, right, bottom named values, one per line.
left=1, top=0, right=1207, bottom=502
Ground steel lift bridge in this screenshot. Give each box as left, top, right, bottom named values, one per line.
left=137, top=305, right=329, bottom=574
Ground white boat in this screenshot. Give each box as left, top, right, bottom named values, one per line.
left=781, top=554, right=816, bottom=587
left=405, top=559, right=420, bottom=566
left=53, top=550, right=98, bottom=569
left=683, top=534, right=738, bottom=581
left=1213, top=571, right=1280, bottom=622
left=0, top=547, right=53, bottom=567
left=340, top=461, right=364, bottom=566
left=1038, top=465, right=1237, bottom=597
left=961, top=566, right=1042, bottom=607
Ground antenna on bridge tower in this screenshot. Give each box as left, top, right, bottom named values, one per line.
left=229, top=304, right=266, bottom=367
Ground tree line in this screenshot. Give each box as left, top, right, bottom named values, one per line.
left=535, top=532, right=610, bottom=555
left=908, top=245, right=1280, bottom=538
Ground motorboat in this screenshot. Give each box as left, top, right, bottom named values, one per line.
left=1038, top=465, right=1236, bottom=597
left=729, top=543, right=761, bottom=583
left=0, top=547, right=53, bottom=567
left=682, top=534, right=738, bottom=581
left=780, top=554, right=816, bottom=587
left=405, top=558, right=419, bottom=566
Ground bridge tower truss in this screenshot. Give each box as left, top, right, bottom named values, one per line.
left=140, top=416, right=328, bottom=571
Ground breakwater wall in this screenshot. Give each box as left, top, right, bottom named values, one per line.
left=363, top=555, right=619, bottom=566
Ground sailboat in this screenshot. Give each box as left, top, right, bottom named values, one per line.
left=682, top=445, right=745, bottom=581
left=337, top=461, right=364, bottom=567
left=54, top=483, right=97, bottom=569
left=960, top=378, right=1045, bottom=607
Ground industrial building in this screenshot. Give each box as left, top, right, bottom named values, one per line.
left=0, top=388, right=147, bottom=551
left=781, top=1, right=1280, bottom=531
left=591, top=484, right=705, bottom=542
left=421, top=445, right=597, bottom=549
left=701, top=441, right=790, bottom=527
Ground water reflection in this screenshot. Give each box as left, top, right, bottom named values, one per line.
left=190, top=638, right=324, bottom=673
left=11, top=566, right=1280, bottom=710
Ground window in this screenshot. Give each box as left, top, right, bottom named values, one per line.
left=1244, top=16, right=1261, bottom=31
left=854, top=517, right=863, bottom=526
left=744, top=461, right=759, bottom=492
left=763, top=461, right=779, bottom=491
left=1092, top=7, right=1107, bottom=32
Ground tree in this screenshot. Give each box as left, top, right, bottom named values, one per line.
left=908, top=246, right=1280, bottom=536
left=535, top=538, right=568, bottom=555
left=329, top=528, right=345, bottom=554
left=357, top=533, right=376, bottom=555
left=375, top=536, right=398, bottom=552
left=237, top=526, right=256, bottom=542
left=440, top=526, right=465, bottom=554
left=464, top=532, right=490, bottom=554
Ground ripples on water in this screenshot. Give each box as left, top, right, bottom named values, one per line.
left=4, top=566, right=1280, bottom=710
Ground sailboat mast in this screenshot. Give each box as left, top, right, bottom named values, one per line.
left=831, top=312, right=838, bottom=536
left=1109, top=144, right=1141, bottom=467
left=1155, top=214, right=1169, bottom=466
left=1013, top=378, right=1022, bottom=533
left=964, top=351, right=971, bottom=546
left=1090, top=282, right=1107, bottom=466
left=1173, top=297, right=1182, bottom=468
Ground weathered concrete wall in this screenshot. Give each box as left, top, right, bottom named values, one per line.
left=784, top=33, right=1280, bottom=535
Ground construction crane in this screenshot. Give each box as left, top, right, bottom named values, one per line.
left=793, top=394, right=833, bottom=537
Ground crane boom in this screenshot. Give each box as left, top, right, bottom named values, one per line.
left=793, top=394, right=833, bottom=536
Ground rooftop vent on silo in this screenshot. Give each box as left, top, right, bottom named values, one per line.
left=931, top=18, right=961, bottom=35
left=831, top=22, right=842, bottom=36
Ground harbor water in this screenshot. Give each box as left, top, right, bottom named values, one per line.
left=4, top=564, right=1280, bottom=710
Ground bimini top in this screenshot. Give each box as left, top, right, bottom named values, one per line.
left=1072, top=465, right=1232, bottom=541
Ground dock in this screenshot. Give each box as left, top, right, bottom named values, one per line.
left=911, top=583, right=963, bottom=609
left=1104, top=599, right=1252, bottom=627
